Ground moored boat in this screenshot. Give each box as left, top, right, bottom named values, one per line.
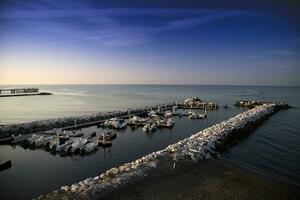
left=69, top=138, right=88, bottom=153
left=97, top=133, right=112, bottom=147
left=143, top=122, right=158, bottom=132
left=80, top=142, right=97, bottom=154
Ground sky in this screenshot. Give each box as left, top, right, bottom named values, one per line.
left=0, top=0, right=299, bottom=85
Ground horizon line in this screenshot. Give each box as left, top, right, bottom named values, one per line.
left=0, top=83, right=299, bottom=87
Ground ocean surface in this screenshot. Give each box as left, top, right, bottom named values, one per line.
left=0, top=85, right=299, bottom=199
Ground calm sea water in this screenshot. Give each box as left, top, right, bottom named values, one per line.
left=0, top=85, right=299, bottom=199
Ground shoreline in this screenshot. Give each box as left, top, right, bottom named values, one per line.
left=102, top=159, right=300, bottom=200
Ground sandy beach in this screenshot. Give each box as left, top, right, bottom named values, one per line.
left=102, top=159, right=300, bottom=200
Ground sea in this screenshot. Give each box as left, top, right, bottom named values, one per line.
left=0, top=85, right=299, bottom=199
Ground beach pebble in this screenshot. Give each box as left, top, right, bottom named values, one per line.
left=106, top=167, right=119, bottom=178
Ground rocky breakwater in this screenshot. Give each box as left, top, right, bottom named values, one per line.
left=0, top=103, right=175, bottom=136
left=37, top=102, right=288, bottom=200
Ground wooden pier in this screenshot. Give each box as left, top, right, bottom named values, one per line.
left=0, top=88, right=52, bottom=97
left=0, top=88, right=39, bottom=94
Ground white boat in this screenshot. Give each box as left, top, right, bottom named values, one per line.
left=132, top=116, right=149, bottom=123
left=172, top=106, right=178, bottom=112
left=189, top=111, right=207, bottom=119
left=69, top=138, right=88, bottom=153
left=166, top=118, right=175, bottom=127
left=143, top=122, right=158, bottom=132
left=128, top=116, right=149, bottom=126
left=164, top=110, right=173, bottom=118
left=44, top=129, right=57, bottom=135
left=35, top=136, right=55, bottom=147
left=56, top=140, right=73, bottom=152
left=28, top=134, right=44, bottom=145
left=104, top=118, right=127, bottom=129
left=81, top=142, right=97, bottom=153
left=148, top=110, right=158, bottom=117
left=0, top=135, right=12, bottom=143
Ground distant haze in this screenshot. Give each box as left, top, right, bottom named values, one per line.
left=0, top=0, right=299, bottom=86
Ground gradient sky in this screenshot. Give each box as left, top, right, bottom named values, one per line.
left=0, top=0, right=299, bottom=85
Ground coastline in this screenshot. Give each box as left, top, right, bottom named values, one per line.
left=102, top=159, right=300, bottom=200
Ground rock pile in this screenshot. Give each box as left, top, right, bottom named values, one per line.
left=235, top=100, right=290, bottom=109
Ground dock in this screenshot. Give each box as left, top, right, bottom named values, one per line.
left=0, top=88, right=52, bottom=97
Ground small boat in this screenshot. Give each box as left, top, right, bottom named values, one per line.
left=172, top=106, right=178, bottom=112
left=0, top=160, right=12, bottom=172
left=166, top=118, right=175, bottom=127
left=97, top=133, right=112, bottom=147
left=164, top=110, right=173, bottom=118
left=11, top=134, right=29, bottom=144
left=129, top=116, right=149, bottom=125
left=188, top=111, right=207, bottom=119
left=69, top=138, right=88, bottom=153
left=143, top=122, right=158, bottom=132
left=0, top=133, right=12, bottom=143
left=104, top=118, right=127, bottom=129
left=56, top=140, right=73, bottom=152
left=156, top=117, right=174, bottom=128
left=69, top=131, right=84, bottom=137
left=80, top=142, right=97, bottom=153
left=28, top=134, right=44, bottom=145
left=35, top=136, right=55, bottom=147
left=148, top=110, right=158, bottom=117
left=44, top=129, right=58, bottom=135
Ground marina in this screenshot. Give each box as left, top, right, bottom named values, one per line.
left=0, top=98, right=218, bottom=157
left=38, top=101, right=289, bottom=199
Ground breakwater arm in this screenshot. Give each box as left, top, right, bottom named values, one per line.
left=0, top=103, right=175, bottom=135
left=0, top=97, right=218, bottom=135
left=37, top=102, right=288, bottom=200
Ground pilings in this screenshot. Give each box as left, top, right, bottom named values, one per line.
left=37, top=102, right=288, bottom=200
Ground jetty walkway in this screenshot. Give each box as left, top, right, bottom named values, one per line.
left=0, top=88, right=52, bottom=97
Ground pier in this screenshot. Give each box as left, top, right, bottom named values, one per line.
left=0, top=88, right=39, bottom=94
left=0, top=88, right=52, bottom=97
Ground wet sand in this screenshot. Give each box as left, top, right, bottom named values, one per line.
left=102, top=159, right=300, bottom=200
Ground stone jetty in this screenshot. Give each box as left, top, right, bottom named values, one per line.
left=0, top=103, right=175, bottom=136
left=37, top=102, right=288, bottom=200
left=177, top=97, right=218, bottom=110
left=235, top=100, right=291, bottom=109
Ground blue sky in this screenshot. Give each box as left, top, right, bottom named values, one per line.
left=0, top=0, right=299, bottom=85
